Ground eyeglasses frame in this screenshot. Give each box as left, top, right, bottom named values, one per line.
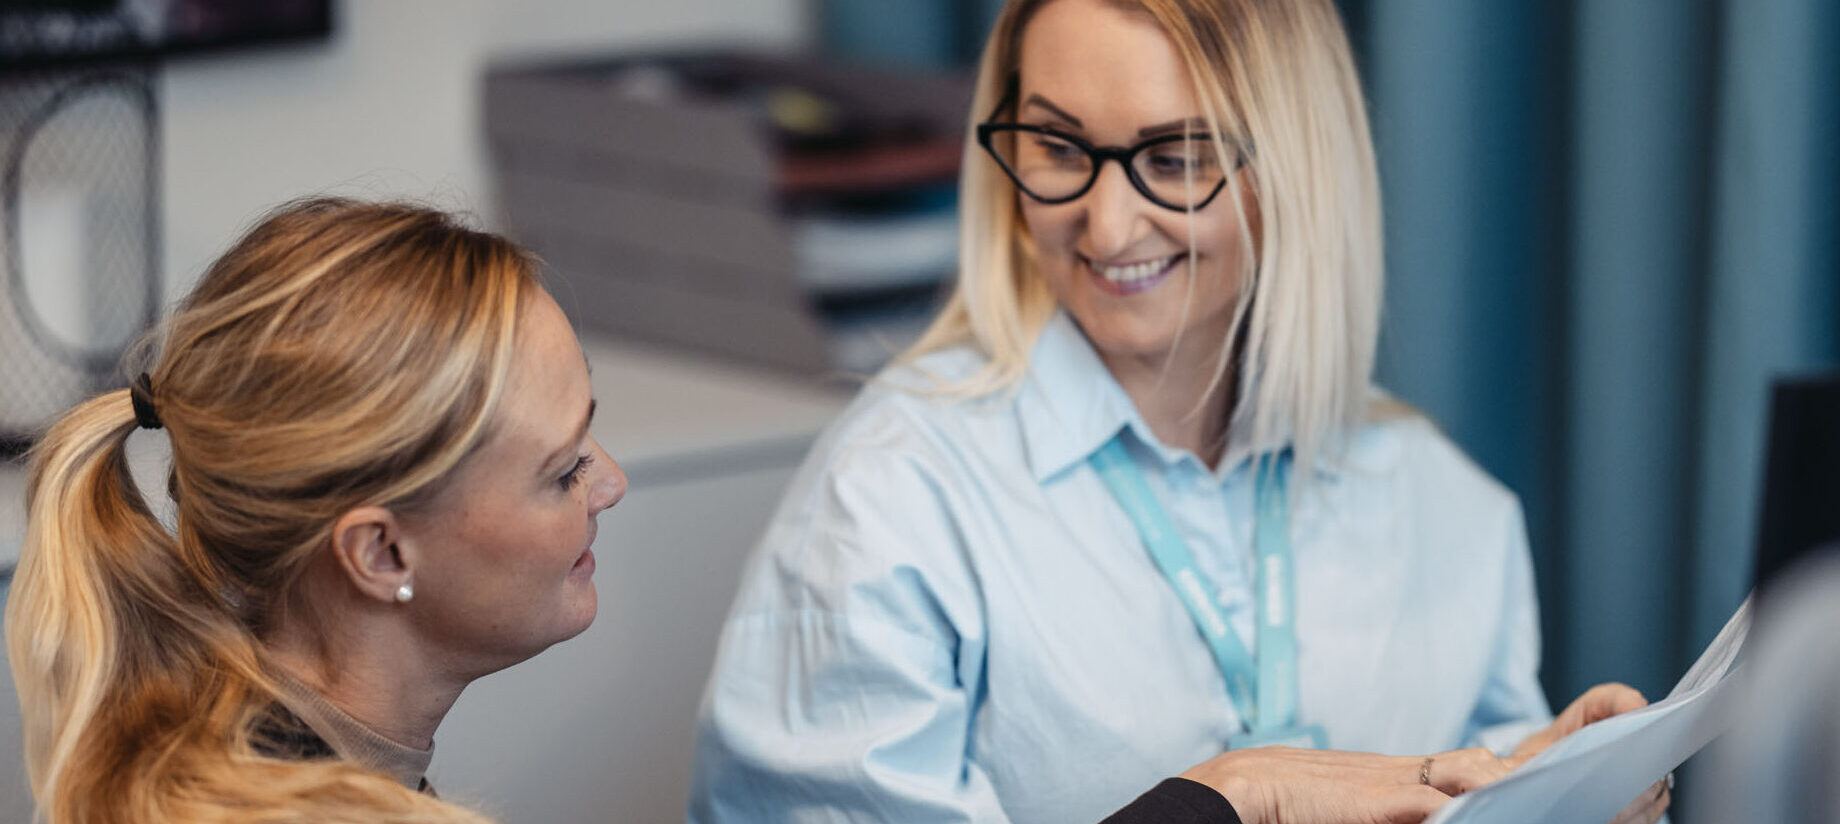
left=974, top=75, right=1247, bottom=213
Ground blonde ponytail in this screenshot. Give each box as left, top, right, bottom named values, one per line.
left=10, top=390, right=167, bottom=810
left=7, top=198, right=523, bottom=823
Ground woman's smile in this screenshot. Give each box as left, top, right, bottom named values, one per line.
left=1085, top=252, right=1187, bottom=296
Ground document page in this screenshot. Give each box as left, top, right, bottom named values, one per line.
left=1426, top=599, right=1751, bottom=824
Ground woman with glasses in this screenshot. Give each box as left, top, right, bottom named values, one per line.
left=692, top=1, right=1667, bottom=823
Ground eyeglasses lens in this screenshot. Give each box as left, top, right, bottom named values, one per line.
left=994, top=130, right=1093, bottom=201
left=1133, top=137, right=1228, bottom=209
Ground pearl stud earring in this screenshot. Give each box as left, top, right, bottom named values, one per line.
left=394, top=584, right=414, bottom=603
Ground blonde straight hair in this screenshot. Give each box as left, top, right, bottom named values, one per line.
left=6, top=198, right=536, bottom=823
left=903, top=0, right=1384, bottom=478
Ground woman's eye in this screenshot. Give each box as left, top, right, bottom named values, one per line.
left=1032, top=137, right=1083, bottom=164
left=1149, top=154, right=1192, bottom=173
left=1146, top=144, right=1219, bottom=178
left=559, top=454, right=593, bottom=491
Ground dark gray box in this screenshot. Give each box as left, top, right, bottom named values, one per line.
left=484, top=52, right=971, bottom=375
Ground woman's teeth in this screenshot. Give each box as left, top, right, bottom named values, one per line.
left=1097, top=255, right=1179, bottom=283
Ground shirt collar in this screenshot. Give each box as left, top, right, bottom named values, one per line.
left=1016, top=311, right=1329, bottom=484
left=1016, top=312, right=1137, bottom=482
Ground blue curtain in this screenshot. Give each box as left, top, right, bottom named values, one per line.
left=1349, top=0, right=1840, bottom=710
left=818, top=0, right=1008, bottom=68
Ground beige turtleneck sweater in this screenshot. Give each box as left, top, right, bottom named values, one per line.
left=268, top=670, right=435, bottom=791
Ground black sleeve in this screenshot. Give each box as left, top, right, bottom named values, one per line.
left=1100, top=777, right=1243, bottom=824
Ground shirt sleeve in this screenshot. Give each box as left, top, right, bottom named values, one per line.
left=691, top=610, right=1014, bottom=823
left=688, top=438, right=1017, bottom=823
left=692, top=607, right=1238, bottom=824
left=1461, top=499, right=1554, bottom=754
left=1101, top=778, right=1243, bottom=824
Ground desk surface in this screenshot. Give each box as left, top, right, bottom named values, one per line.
left=0, top=337, right=854, bottom=573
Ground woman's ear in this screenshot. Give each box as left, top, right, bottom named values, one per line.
left=329, top=506, right=415, bottom=606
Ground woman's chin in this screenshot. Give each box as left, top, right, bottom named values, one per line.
left=530, top=586, right=598, bottom=653
left=560, top=586, right=598, bottom=640
left=1069, top=310, right=1179, bottom=361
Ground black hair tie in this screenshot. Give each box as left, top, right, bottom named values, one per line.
left=129, top=372, right=163, bottom=430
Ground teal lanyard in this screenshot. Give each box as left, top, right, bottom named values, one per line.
left=1089, top=436, right=1300, bottom=735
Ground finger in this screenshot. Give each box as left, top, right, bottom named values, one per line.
left=1380, top=785, right=1451, bottom=824
left=1606, top=781, right=1669, bottom=824
left=1579, top=682, right=1648, bottom=722
left=1623, top=787, right=1668, bottom=824
left=1505, top=726, right=1561, bottom=765
left=1424, top=748, right=1511, bottom=795
left=1648, top=786, right=1672, bottom=823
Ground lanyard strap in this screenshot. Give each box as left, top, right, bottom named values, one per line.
left=1252, top=451, right=1297, bottom=735
left=1089, top=436, right=1299, bottom=734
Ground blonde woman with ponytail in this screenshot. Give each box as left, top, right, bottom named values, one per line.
left=7, top=197, right=623, bottom=823
left=692, top=2, right=1667, bottom=823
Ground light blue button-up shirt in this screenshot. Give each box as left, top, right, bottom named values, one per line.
left=690, top=313, right=1551, bottom=823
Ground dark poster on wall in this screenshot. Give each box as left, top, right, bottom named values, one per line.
left=0, top=0, right=331, bottom=69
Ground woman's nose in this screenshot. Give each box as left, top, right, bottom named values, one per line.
left=1082, top=159, right=1144, bottom=259
left=588, top=441, right=626, bottom=514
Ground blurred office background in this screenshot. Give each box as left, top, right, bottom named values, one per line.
left=0, top=0, right=1835, bottom=822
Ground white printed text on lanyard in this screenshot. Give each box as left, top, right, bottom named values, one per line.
left=1089, top=435, right=1325, bottom=749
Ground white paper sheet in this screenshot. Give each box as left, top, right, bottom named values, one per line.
left=1425, top=599, right=1751, bottom=824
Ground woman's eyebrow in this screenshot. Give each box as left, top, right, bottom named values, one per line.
left=1137, top=117, right=1210, bottom=138
left=1018, top=97, right=1207, bottom=141
left=1022, top=94, right=1083, bottom=128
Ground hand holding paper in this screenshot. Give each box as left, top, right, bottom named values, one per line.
left=1507, top=682, right=1651, bottom=768
left=1503, top=683, right=1672, bottom=823
left=1424, top=599, right=1750, bottom=824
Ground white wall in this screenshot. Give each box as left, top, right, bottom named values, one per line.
left=159, top=0, right=808, bottom=301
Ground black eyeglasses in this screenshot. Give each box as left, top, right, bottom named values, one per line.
left=976, top=77, right=1246, bottom=212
